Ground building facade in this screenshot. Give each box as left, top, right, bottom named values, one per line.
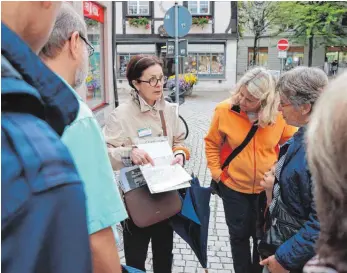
left=237, top=35, right=347, bottom=80
left=70, top=1, right=116, bottom=126
left=115, top=1, right=238, bottom=92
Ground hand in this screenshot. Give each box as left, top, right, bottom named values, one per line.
left=260, top=170, right=275, bottom=191
left=171, top=154, right=184, bottom=166
left=130, top=148, right=154, bottom=166
left=260, top=170, right=276, bottom=205
left=260, top=255, right=289, bottom=273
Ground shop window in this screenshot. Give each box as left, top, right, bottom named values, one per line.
left=184, top=52, right=225, bottom=78
left=117, top=53, right=155, bottom=78
left=248, top=47, right=268, bottom=67
left=127, top=1, right=150, bottom=16
left=84, top=1, right=105, bottom=110
left=187, top=1, right=210, bottom=15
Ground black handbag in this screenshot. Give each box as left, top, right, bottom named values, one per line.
left=210, top=122, right=258, bottom=196
left=258, top=193, right=306, bottom=259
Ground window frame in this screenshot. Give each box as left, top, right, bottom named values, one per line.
left=184, top=51, right=226, bottom=79
left=83, top=1, right=107, bottom=111
left=184, top=1, right=212, bottom=16
left=126, top=1, right=151, bottom=17
left=248, top=47, right=269, bottom=68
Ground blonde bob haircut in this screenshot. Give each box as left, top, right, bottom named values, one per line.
left=230, top=67, right=279, bottom=128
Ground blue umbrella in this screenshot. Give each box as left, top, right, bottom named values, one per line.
left=170, top=175, right=212, bottom=271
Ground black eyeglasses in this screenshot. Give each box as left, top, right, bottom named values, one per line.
left=137, top=76, right=167, bottom=87
left=79, top=34, right=94, bottom=57
left=69, top=33, right=95, bottom=57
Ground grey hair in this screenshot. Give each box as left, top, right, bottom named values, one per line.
left=276, top=66, right=328, bottom=107
left=306, top=72, right=347, bottom=273
left=40, top=2, right=87, bottom=58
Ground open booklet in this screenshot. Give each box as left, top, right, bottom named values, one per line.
left=129, top=137, right=192, bottom=194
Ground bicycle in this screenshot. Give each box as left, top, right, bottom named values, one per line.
left=164, top=88, right=189, bottom=140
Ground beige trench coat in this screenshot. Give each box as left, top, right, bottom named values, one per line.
left=103, top=91, right=190, bottom=171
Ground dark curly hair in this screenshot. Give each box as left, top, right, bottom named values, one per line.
left=126, top=54, right=163, bottom=90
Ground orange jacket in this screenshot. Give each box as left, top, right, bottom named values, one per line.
left=204, top=100, right=297, bottom=194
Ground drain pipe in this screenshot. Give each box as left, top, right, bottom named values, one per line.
left=112, top=1, right=119, bottom=107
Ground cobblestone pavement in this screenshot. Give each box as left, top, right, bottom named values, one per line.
left=118, top=90, right=236, bottom=273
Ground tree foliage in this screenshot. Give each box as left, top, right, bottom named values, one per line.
left=238, top=1, right=284, bottom=65
left=276, top=1, right=347, bottom=66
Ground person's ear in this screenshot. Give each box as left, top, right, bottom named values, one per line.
left=301, top=103, right=312, bottom=115
left=132, top=80, right=140, bottom=91
left=68, top=31, right=81, bottom=60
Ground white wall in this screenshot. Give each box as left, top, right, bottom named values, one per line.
left=214, top=1, right=231, bottom=34
left=115, top=2, right=123, bottom=34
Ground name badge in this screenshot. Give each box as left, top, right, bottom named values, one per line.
left=137, top=128, right=152, bottom=138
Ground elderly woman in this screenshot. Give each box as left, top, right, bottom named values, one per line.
left=205, top=67, right=297, bottom=273
left=304, top=73, right=347, bottom=273
left=259, top=67, right=328, bottom=273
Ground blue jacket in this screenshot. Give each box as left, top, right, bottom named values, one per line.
left=1, top=23, right=92, bottom=273
left=275, top=127, right=320, bottom=270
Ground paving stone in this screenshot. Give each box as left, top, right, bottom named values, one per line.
left=223, top=263, right=234, bottom=270
left=216, top=251, right=227, bottom=257
left=218, top=236, right=230, bottom=242
left=173, top=266, right=184, bottom=273
left=184, top=266, right=197, bottom=273
left=183, top=254, right=195, bottom=261
left=215, top=241, right=227, bottom=247
left=176, top=243, right=187, bottom=249
left=181, top=249, right=192, bottom=255
left=186, top=261, right=198, bottom=267
left=221, top=257, right=232, bottom=264
left=174, top=260, right=186, bottom=267
left=210, top=263, right=224, bottom=269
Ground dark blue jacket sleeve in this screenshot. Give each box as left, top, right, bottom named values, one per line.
left=275, top=170, right=320, bottom=270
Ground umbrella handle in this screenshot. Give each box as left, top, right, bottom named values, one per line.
left=204, top=269, right=209, bottom=273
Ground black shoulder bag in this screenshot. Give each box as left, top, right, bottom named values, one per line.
left=210, top=122, right=259, bottom=197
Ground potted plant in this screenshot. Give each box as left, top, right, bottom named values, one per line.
left=167, top=73, right=198, bottom=96
left=128, top=17, right=150, bottom=29
left=192, top=16, right=210, bottom=28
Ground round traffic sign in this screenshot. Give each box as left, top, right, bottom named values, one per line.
left=277, top=39, right=289, bottom=51
left=163, top=5, right=192, bottom=38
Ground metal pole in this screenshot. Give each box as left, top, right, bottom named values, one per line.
left=174, top=2, right=179, bottom=108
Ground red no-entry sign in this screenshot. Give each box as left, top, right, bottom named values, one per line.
left=277, top=39, right=289, bottom=51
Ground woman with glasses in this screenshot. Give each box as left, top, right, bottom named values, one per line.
left=103, top=54, right=190, bottom=273
left=259, top=67, right=328, bottom=273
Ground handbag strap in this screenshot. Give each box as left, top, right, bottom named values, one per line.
left=221, top=121, right=259, bottom=170
left=159, top=110, right=168, bottom=137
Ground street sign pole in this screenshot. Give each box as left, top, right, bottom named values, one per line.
left=174, top=2, right=179, bottom=108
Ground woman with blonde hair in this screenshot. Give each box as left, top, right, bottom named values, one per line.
left=205, top=67, right=297, bottom=273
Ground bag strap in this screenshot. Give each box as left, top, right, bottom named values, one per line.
left=221, top=121, right=259, bottom=170
left=159, top=110, right=168, bottom=137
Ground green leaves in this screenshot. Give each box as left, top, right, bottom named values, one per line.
left=128, top=17, right=150, bottom=28
left=192, top=16, right=210, bottom=28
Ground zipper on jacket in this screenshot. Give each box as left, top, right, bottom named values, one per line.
left=252, top=137, right=256, bottom=193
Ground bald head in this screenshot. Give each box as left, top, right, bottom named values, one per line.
left=1, top=1, right=62, bottom=54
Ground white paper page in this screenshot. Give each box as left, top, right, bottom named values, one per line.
left=140, top=164, right=192, bottom=193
